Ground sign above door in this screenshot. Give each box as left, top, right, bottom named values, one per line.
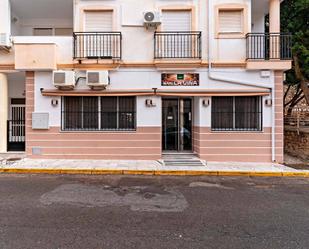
left=161, top=73, right=199, bottom=86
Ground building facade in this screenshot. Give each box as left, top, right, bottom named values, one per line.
left=0, top=0, right=291, bottom=162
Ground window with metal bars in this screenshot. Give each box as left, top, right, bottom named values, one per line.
left=211, top=96, right=262, bottom=131
left=61, top=96, right=136, bottom=131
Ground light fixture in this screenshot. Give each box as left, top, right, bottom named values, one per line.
left=260, top=70, right=271, bottom=78
left=202, top=98, right=210, bottom=107
left=51, top=99, right=58, bottom=107
left=145, top=99, right=156, bottom=107
left=265, top=99, right=272, bottom=106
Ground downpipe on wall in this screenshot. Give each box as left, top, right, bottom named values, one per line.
left=207, top=0, right=276, bottom=162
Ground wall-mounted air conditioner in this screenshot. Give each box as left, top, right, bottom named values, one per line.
left=0, top=33, right=11, bottom=47
left=52, top=71, right=76, bottom=89
left=86, top=70, right=109, bottom=89
left=143, top=11, right=161, bottom=28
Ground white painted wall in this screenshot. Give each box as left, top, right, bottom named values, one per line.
left=7, top=72, right=25, bottom=99
left=34, top=72, right=164, bottom=128
left=0, top=0, right=271, bottom=64
left=13, top=36, right=73, bottom=64
left=137, top=96, right=162, bottom=127
left=38, top=67, right=273, bottom=91
left=11, top=18, right=73, bottom=36
left=0, top=36, right=73, bottom=65
left=7, top=72, right=25, bottom=116
left=0, top=73, right=8, bottom=152
left=262, top=95, right=272, bottom=127
left=195, top=97, right=212, bottom=127
left=0, top=0, right=11, bottom=35
left=251, top=0, right=268, bottom=33
left=35, top=72, right=61, bottom=127
left=192, top=95, right=272, bottom=128
left=33, top=68, right=274, bottom=128
left=72, top=0, right=268, bottom=62
left=108, top=68, right=274, bottom=90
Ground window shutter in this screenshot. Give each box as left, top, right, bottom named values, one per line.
left=161, top=10, right=192, bottom=31
left=84, top=11, right=113, bottom=32
left=218, top=10, right=243, bottom=33
left=33, top=28, right=53, bottom=36
left=54, top=28, right=73, bottom=36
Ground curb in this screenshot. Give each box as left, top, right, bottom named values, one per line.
left=0, top=168, right=309, bottom=177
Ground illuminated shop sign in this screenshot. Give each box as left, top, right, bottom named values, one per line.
left=161, top=73, right=199, bottom=86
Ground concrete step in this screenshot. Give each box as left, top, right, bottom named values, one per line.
left=163, top=154, right=205, bottom=167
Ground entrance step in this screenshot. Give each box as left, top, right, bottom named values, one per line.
left=162, top=154, right=206, bottom=167
left=0, top=152, right=26, bottom=165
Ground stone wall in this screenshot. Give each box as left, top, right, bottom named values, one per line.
left=285, top=126, right=309, bottom=160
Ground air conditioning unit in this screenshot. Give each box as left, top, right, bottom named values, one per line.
left=86, top=70, right=109, bottom=89
left=0, top=33, right=11, bottom=47
left=52, top=71, right=76, bottom=89
left=143, top=11, right=161, bottom=28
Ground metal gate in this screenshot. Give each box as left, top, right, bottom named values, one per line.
left=7, top=101, right=25, bottom=151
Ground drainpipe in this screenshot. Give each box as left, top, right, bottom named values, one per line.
left=207, top=0, right=276, bottom=162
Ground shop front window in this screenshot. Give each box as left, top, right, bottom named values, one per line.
left=211, top=96, right=262, bottom=131
left=62, top=96, right=136, bottom=131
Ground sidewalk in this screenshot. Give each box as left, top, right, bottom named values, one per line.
left=1, top=158, right=309, bottom=177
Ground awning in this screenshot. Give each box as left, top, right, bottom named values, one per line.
left=41, top=89, right=155, bottom=97
left=41, top=88, right=270, bottom=97
left=155, top=88, right=270, bottom=96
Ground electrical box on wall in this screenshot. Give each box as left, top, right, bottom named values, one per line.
left=32, top=112, right=49, bottom=130
left=260, top=70, right=271, bottom=78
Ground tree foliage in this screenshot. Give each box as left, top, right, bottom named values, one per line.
left=281, top=0, right=309, bottom=113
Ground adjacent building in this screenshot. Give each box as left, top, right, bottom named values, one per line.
left=0, top=0, right=292, bottom=162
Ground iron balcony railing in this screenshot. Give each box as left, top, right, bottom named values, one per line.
left=154, top=31, right=202, bottom=59
left=246, top=33, right=292, bottom=60
left=73, top=32, right=122, bottom=60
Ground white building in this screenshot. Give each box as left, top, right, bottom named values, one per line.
left=0, top=0, right=291, bottom=162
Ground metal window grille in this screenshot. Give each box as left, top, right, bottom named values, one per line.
left=61, top=96, right=136, bottom=131
left=211, top=96, right=263, bottom=131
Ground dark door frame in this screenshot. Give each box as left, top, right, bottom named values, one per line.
left=162, top=97, right=193, bottom=152
left=7, top=98, right=26, bottom=152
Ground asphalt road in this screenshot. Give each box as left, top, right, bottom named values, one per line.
left=0, top=174, right=309, bottom=249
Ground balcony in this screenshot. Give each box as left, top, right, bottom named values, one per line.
left=246, top=33, right=292, bottom=70
left=154, top=32, right=202, bottom=60
left=73, top=32, right=122, bottom=61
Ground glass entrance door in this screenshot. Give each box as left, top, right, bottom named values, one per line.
left=162, top=98, right=192, bottom=151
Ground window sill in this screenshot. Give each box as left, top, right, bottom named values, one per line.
left=59, top=129, right=137, bottom=133
left=210, top=130, right=264, bottom=133
left=215, top=33, right=245, bottom=39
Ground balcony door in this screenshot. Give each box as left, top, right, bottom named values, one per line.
left=82, top=10, right=114, bottom=59
left=161, top=10, right=192, bottom=31
left=160, top=10, right=193, bottom=58
left=162, top=98, right=192, bottom=152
